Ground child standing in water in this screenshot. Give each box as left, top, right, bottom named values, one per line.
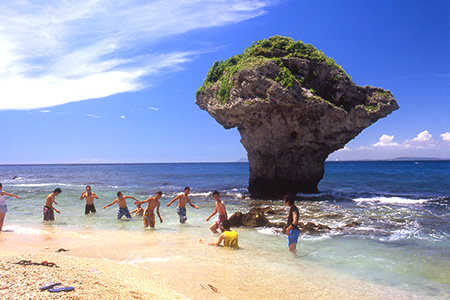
left=0, top=183, right=19, bottom=231
left=44, top=188, right=62, bottom=221
left=80, top=185, right=99, bottom=214
left=284, top=193, right=300, bottom=252
left=166, top=187, right=198, bottom=223
left=103, top=191, right=138, bottom=219
left=206, top=191, right=228, bottom=233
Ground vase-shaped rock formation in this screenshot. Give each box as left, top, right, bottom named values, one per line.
left=196, top=36, right=399, bottom=198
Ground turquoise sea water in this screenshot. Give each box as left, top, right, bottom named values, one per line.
left=1, top=161, right=449, bottom=298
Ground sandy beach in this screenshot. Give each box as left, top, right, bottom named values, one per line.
left=1, top=226, right=437, bottom=300
left=0, top=252, right=184, bottom=300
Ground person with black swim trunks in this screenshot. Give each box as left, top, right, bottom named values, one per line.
left=80, top=185, right=98, bottom=214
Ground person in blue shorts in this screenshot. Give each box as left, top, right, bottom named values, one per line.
left=103, top=191, right=138, bottom=219
left=166, top=187, right=198, bottom=223
left=284, top=193, right=300, bottom=252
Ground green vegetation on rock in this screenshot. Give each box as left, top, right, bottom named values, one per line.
left=364, top=104, right=379, bottom=112
left=197, top=35, right=347, bottom=104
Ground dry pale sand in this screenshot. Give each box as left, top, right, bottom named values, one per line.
left=0, top=251, right=186, bottom=300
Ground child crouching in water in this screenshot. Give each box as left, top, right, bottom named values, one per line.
left=200, top=220, right=239, bottom=249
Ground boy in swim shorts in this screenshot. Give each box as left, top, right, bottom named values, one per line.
left=206, top=191, right=228, bottom=234
left=80, top=185, right=98, bottom=214
left=44, top=188, right=62, bottom=221
left=167, top=187, right=198, bottom=224
left=284, top=193, right=300, bottom=252
left=135, top=191, right=163, bottom=228
left=103, top=191, right=138, bottom=219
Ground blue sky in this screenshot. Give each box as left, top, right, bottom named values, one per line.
left=0, top=0, right=448, bottom=164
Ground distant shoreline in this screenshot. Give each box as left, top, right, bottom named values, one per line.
left=0, top=158, right=449, bottom=166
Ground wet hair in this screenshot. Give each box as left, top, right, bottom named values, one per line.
left=86, top=185, right=91, bottom=189
left=117, top=191, right=122, bottom=197
left=222, top=220, right=231, bottom=230
left=156, top=191, right=163, bottom=196
left=0, top=183, right=2, bottom=188
left=284, top=193, right=295, bottom=206
left=184, top=187, right=190, bottom=191
left=212, top=191, right=220, bottom=197
left=54, top=188, right=62, bottom=194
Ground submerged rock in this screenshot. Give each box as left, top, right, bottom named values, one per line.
left=196, top=36, right=399, bottom=198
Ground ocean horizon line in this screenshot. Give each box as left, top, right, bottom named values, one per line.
left=0, top=157, right=449, bottom=166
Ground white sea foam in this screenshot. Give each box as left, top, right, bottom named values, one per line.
left=301, top=234, right=333, bottom=241
left=2, top=225, right=42, bottom=235
left=383, top=229, right=416, bottom=242
left=12, top=182, right=78, bottom=188
left=257, top=227, right=282, bottom=236
left=353, top=197, right=431, bottom=205
left=189, top=192, right=212, bottom=197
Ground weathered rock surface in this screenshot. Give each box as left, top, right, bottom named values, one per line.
left=228, top=206, right=334, bottom=234
left=196, top=37, right=399, bottom=198
left=228, top=207, right=274, bottom=228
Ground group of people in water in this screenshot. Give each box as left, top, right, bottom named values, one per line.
left=1, top=183, right=300, bottom=252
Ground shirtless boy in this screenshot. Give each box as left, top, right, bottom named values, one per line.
left=206, top=191, right=228, bottom=234
left=80, top=185, right=98, bottom=214
left=135, top=191, right=163, bottom=228
left=44, top=188, right=62, bottom=221
left=102, top=191, right=138, bottom=219
left=166, top=187, right=198, bottom=223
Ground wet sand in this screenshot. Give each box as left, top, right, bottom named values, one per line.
left=0, top=227, right=435, bottom=300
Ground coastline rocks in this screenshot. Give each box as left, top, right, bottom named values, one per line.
left=228, top=207, right=272, bottom=228
left=196, top=36, right=399, bottom=198
left=228, top=206, right=334, bottom=234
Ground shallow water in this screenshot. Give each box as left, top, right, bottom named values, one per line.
left=1, top=162, right=449, bottom=298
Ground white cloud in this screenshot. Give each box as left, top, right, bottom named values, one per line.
left=404, top=130, right=436, bottom=149
left=356, top=146, right=373, bottom=151
left=336, top=146, right=351, bottom=152
left=441, top=132, right=450, bottom=142
left=330, top=130, right=450, bottom=161
left=373, top=134, right=399, bottom=147
left=40, top=110, right=51, bottom=113
left=148, top=107, right=159, bottom=111
left=120, top=115, right=126, bottom=119
left=86, top=114, right=101, bottom=118
left=411, top=130, right=432, bottom=142
left=0, top=0, right=278, bottom=110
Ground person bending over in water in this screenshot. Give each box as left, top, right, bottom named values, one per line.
left=284, top=193, right=300, bottom=252
left=0, top=183, right=19, bottom=231
left=206, top=191, right=228, bottom=234
left=80, top=185, right=98, bottom=214
left=200, top=220, right=239, bottom=249
left=44, top=188, right=62, bottom=221
left=103, top=191, right=138, bottom=219
left=134, top=191, right=163, bottom=228
left=130, top=202, right=144, bottom=217
left=166, top=187, right=198, bottom=223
